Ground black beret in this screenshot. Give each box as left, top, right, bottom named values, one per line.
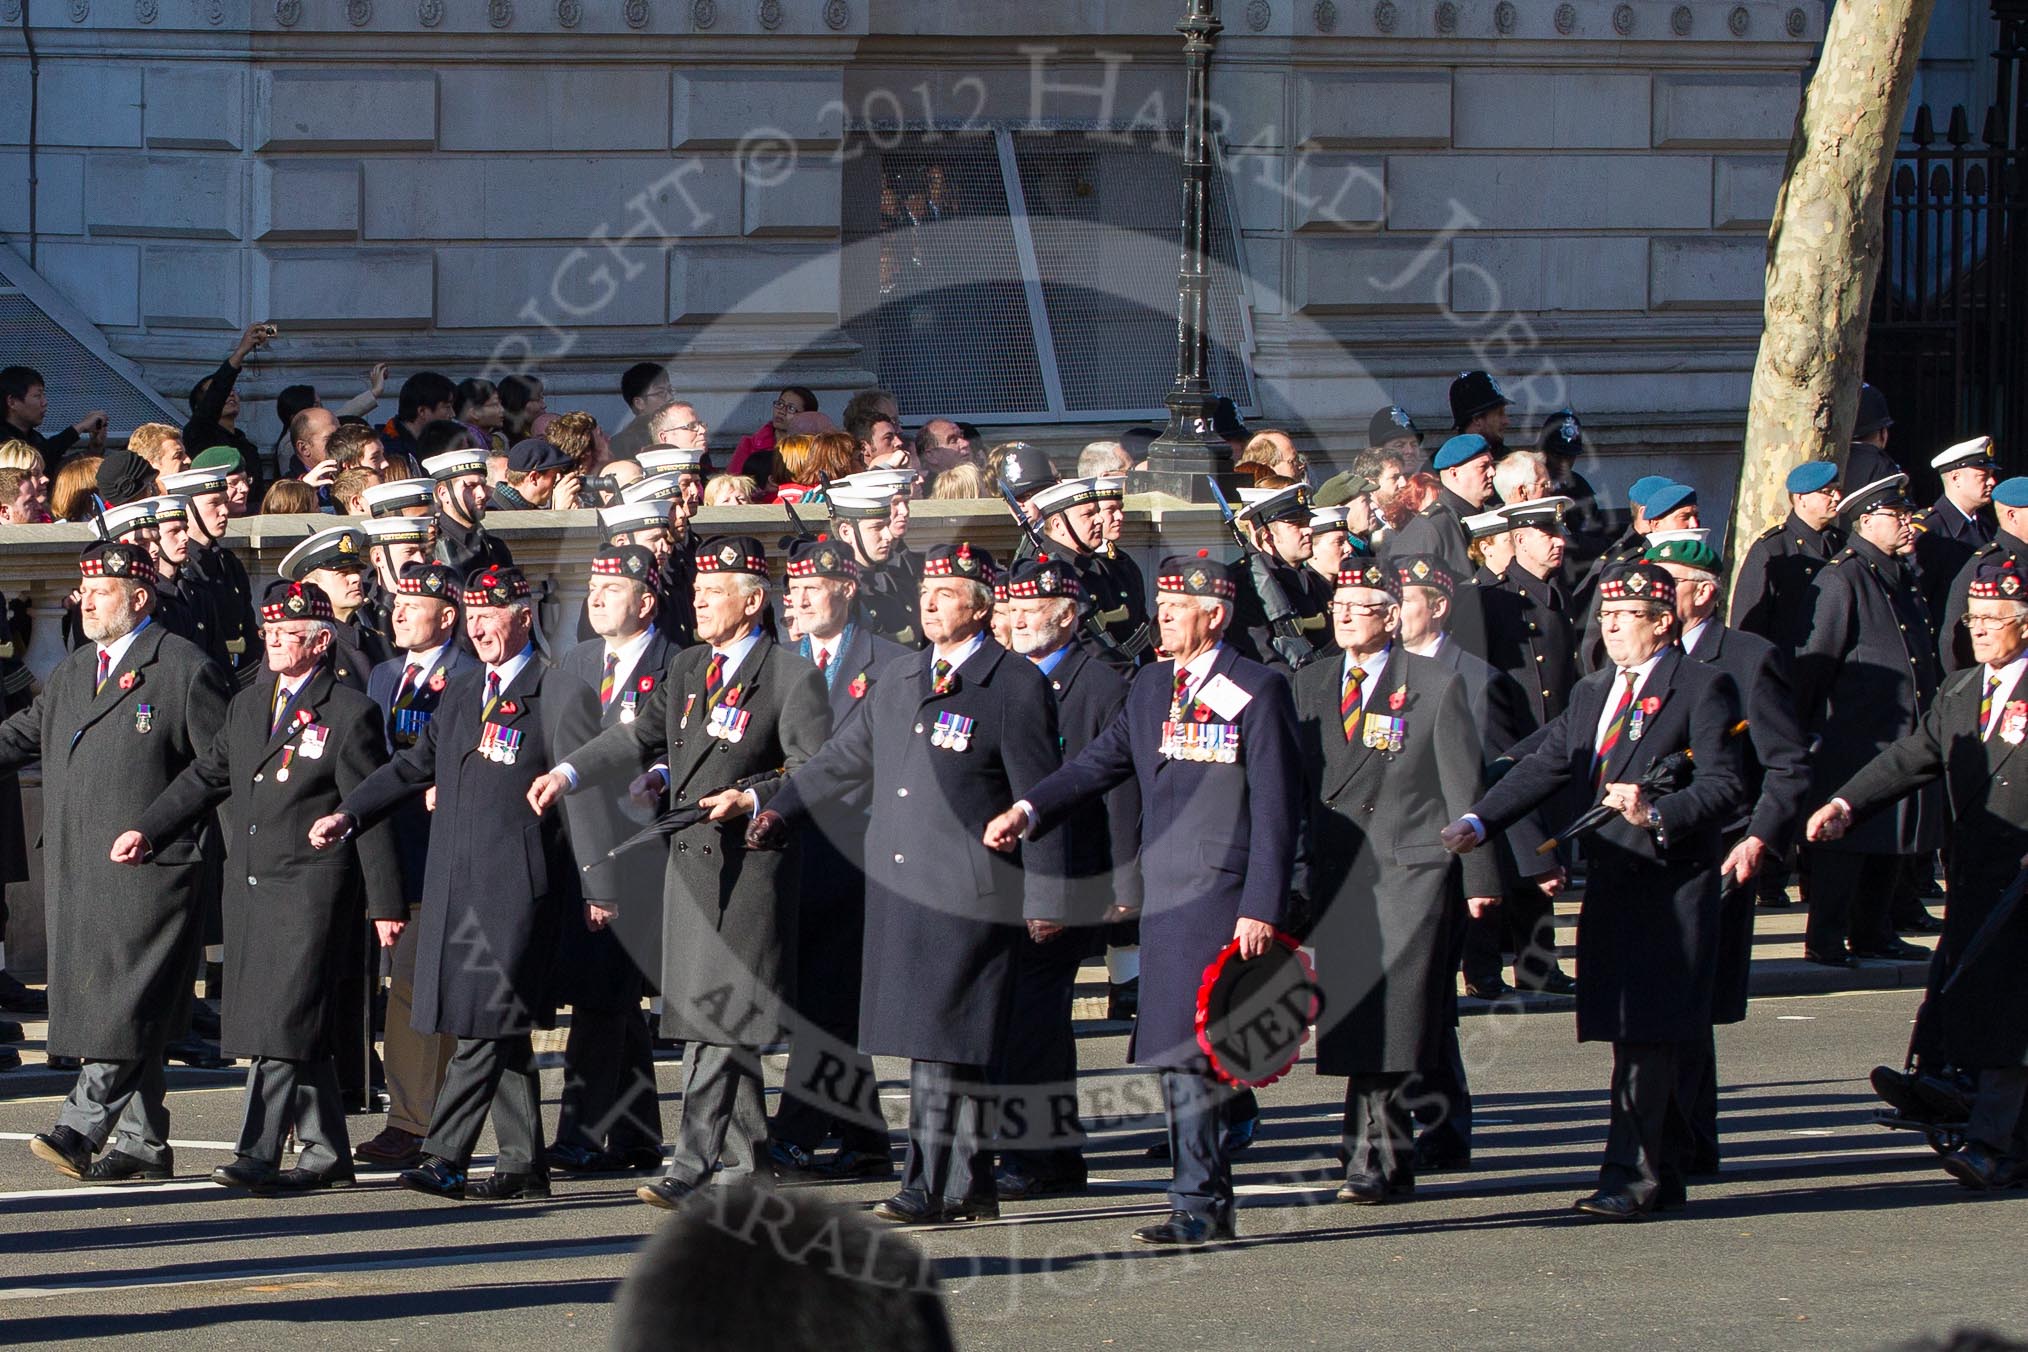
left=259, top=579, right=334, bottom=623
left=590, top=544, right=659, bottom=582
left=785, top=536, right=859, bottom=581
left=1156, top=550, right=1238, bottom=600
left=694, top=535, right=769, bottom=577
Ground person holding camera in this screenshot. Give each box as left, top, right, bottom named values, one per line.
left=184, top=323, right=276, bottom=501
left=489, top=438, right=581, bottom=513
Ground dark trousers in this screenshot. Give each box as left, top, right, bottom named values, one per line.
left=900, top=1059, right=994, bottom=1206
left=1343, top=1072, right=1414, bottom=1184
left=556, top=1003, right=663, bottom=1156
left=57, top=1053, right=171, bottom=1165
left=1412, top=908, right=1474, bottom=1158
left=1967, top=1067, right=2028, bottom=1154
left=1162, top=1066, right=1235, bottom=1219
left=1463, top=885, right=1562, bottom=988
left=667, top=1043, right=769, bottom=1188
left=1676, top=1030, right=1721, bottom=1171
left=238, top=1055, right=349, bottom=1172
left=1599, top=1039, right=1694, bottom=1206
left=773, top=1037, right=889, bottom=1155
left=382, top=906, right=453, bottom=1137
left=1804, top=848, right=1902, bottom=953
left=990, top=936, right=1087, bottom=1182
left=423, top=1034, right=544, bottom=1173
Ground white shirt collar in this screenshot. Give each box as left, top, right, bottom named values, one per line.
left=483, top=643, right=536, bottom=699
left=1176, top=643, right=1224, bottom=688
left=1980, top=654, right=2028, bottom=734
left=807, top=625, right=847, bottom=669
left=1340, top=644, right=1393, bottom=710
left=1679, top=620, right=1710, bottom=657
left=95, top=617, right=152, bottom=675
left=931, top=628, right=987, bottom=672
left=1616, top=648, right=1669, bottom=688
left=401, top=640, right=451, bottom=675
left=1404, top=633, right=1445, bottom=659
left=710, top=627, right=765, bottom=684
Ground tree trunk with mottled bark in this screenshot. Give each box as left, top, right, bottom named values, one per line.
left=1727, top=0, right=1938, bottom=600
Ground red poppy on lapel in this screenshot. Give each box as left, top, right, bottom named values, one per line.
left=1640, top=695, right=1662, bottom=717
left=293, top=708, right=313, bottom=728
left=637, top=674, right=656, bottom=693
left=1388, top=685, right=1407, bottom=712
left=848, top=672, right=868, bottom=700
left=723, top=685, right=744, bottom=708
left=498, top=700, right=519, bottom=716
left=119, top=671, right=139, bottom=691
left=428, top=671, right=447, bottom=692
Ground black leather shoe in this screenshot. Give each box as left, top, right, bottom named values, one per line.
left=872, top=1190, right=940, bottom=1224
left=1464, top=978, right=1512, bottom=1000
left=467, top=1169, right=550, bottom=1200
left=1132, top=1208, right=1234, bottom=1245
left=1899, top=911, right=1945, bottom=935
left=938, top=1195, right=999, bottom=1222
left=1106, top=978, right=1140, bottom=1021
left=211, top=1159, right=276, bottom=1191
left=46, top=1054, right=82, bottom=1071
left=0, top=1044, right=19, bottom=1071
left=1520, top=969, right=1578, bottom=996
left=637, top=1175, right=699, bottom=1210
left=29, top=1125, right=95, bottom=1179
left=994, top=1166, right=1088, bottom=1200
left=354, top=1126, right=427, bottom=1170
left=1852, top=938, right=1928, bottom=962
left=0, top=970, right=47, bottom=1014
left=616, top=1146, right=667, bottom=1172
left=84, top=1149, right=172, bottom=1183
left=1802, top=948, right=1855, bottom=968
left=1754, top=894, right=1793, bottom=910
left=1572, top=1190, right=1649, bottom=1221
left=163, top=1036, right=232, bottom=1070
left=818, top=1148, right=896, bottom=1181
left=397, top=1156, right=467, bottom=1200
left=258, top=1164, right=356, bottom=1195
left=1224, top=1114, right=1259, bottom=1154
left=1871, top=1065, right=1931, bottom=1119
left=1336, top=1174, right=1389, bottom=1205
left=1657, top=1176, right=1689, bottom=1210
left=1942, top=1142, right=2021, bottom=1191
left=1909, top=1072, right=1976, bottom=1121
left=0, top=1019, right=22, bottom=1044
left=548, top=1144, right=622, bottom=1174
left=767, top=1139, right=820, bottom=1178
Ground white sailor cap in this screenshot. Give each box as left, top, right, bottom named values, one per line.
left=1932, top=435, right=1995, bottom=473
left=360, top=478, right=436, bottom=516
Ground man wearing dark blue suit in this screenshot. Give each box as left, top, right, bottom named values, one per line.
left=352, top=562, right=477, bottom=1172
left=550, top=544, right=678, bottom=1174
left=1444, top=561, right=1745, bottom=1220
left=1914, top=436, right=1997, bottom=625
left=767, top=536, right=909, bottom=1180
left=1648, top=535, right=1811, bottom=1174
left=986, top=553, right=1302, bottom=1246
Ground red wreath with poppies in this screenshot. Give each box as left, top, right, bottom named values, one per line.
left=1194, top=932, right=1321, bottom=1089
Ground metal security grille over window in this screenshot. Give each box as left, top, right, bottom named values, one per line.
left=841, top=130, right=1258, bottom=424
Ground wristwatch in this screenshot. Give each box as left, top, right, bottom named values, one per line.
left=1645, top=802, right=1665, bottom=839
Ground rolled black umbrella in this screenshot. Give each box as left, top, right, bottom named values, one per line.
left=1533, top=718, right=1748, bottom=856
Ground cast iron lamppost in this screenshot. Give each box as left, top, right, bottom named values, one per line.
left=1141, top=0, right=1234, bottom=502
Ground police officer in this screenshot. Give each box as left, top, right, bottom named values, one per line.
left=993, top=553, right=1142, bottom=1200
left=1845, top=382, right=1901, bottom=489
left=1229, top=482, right=1328, bottom=668
left=351, top=562, right=475, bottom=1172
left=424, top=447, right=513, bottom=574
left=1938, top=476, right=2028, bottom=672
left=1913, top=436, right=1997, bottom=624
left=1293, top=558, right=1499, bottom=1205
left=1448, top=370, right=1513, bottom=455
left=114, top=580, right=403, bottom=1194
left=829, top=486, right=922, bottom=648
left=1808, top=556, right=2028, bottom=1190
left=1730, top=461, right=1844, bottom=654
left=12, top=542, right=232, bottom=1183
left=1444, top=560, right=1746, bottom=1220
left=985, top=553, right=1301, bottom=1245
left=278, top=526, right=389, bottom=688
left=748, top=543, right=1072, bottom=1226
left=768, top=535, right=909, bottom=1181
left=547, top=544, right=678, bottom=1175
left=1792, top=474, right=1940, bottom=966
left=309, top=565, right=618, bottom=1202
left=1647, top=535, right=1811, bottom=1173
left=164, top=463, right=260, bottom=689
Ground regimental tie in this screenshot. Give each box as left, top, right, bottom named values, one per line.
left=95, top=649, right=110, bottom=695
left=816, top=647, right=831, bottom=674
left=393, top=662, right=423, bottom=710
left=1341, top=665, right=1367, bottom=744
left=270, top=681, right=294, bottom=736
left=1593, top=668, right=1638, bottom=788
left=1983, top=670, right=2004, bottom=739
left=1170, top=669, right=1193, bottom=722
left=600, top=651, right=619, bottom=709
left=705, top=653, right=724, bottom=702
left=932, top=658, right=955, bottom=697
left=483, top=671, right=501, bottom=720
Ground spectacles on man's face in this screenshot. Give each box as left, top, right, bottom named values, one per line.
left=1330, top=598, right=1394, bottom=615
left=1961, top=614, right=2025, bottom=631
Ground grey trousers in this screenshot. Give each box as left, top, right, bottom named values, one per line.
left=238, top=1056, right=349, bottom=1171
left=900, top=1059, right=994, bottom=1206
left=57, top=1055, right=171, bottom=1166
left=423, top=1034, right=545, bottom=1172
left=383, top=906, right=454, bottom=1137
left=665, top=1042, right=768, bottom=1188
left=1967, top=1066, right=2028, bottom=1154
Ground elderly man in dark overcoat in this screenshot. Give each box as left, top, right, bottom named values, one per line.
left=114, top=580, right=403, bottom=1194
left=738, top=542, right=1070, bottom=1226
left=539, top=536, right=829, bottom=1210
left=1443, top=560, right=1744, bottom=1221
left=1809, top=555, right=2028, bottom=1190
left=547, top=543, right=679, bottom=1176
left=10, top=542, right=231, bottom=1183
left=309, top=564, right=617, bottom=1202
left=1792, top=474, right=1942, bottom=966
left=1294, top=559, right=1499, bottom=1205
left=1648, top=535, right=1811, bottom=1173
left=985, top=553, right=1301, bottom=1246
left=767, top=535, right=910, bottom=1181
left=993, top=553, right=1143, bottom=1200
